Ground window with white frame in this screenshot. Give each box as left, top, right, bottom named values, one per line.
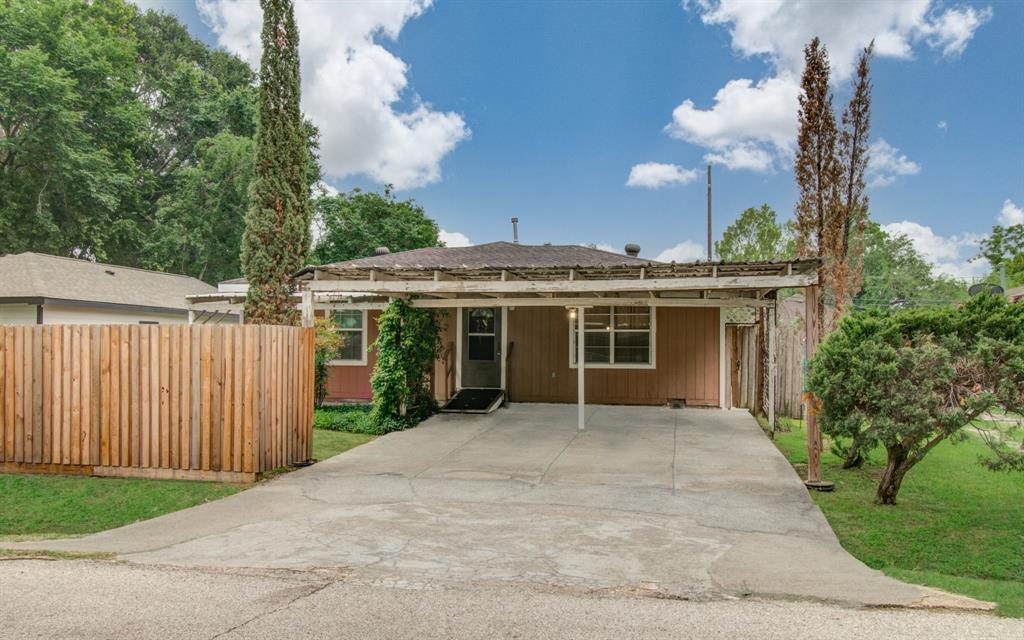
left=570, top=306, right=654, bottom=367
left=331, top=310, right=367, bottom=365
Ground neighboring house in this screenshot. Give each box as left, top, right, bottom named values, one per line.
left=1007, top=286, right=1023, bottom=304
left=289, top=242, right=817, bottom=413
left=0, top=252, right=216, bottom=325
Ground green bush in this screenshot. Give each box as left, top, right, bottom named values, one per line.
left=807, top=293, right=1024, bottom=504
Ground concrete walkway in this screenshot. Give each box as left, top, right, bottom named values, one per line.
left=11, top=405, right=987, bottom=609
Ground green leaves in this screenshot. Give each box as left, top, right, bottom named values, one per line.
left=369, top=300, right=442, bottom=432
left=715, top=204, right=792, bottom=262
left=313, top=186, right=442, bottom=264
left=856, top=222, right=967, bottom=309
left=0, top=0, right=144, bottom=259
left=808, top=295, right=1024, bottom=502
left=241, top=0, right=312, bottom=324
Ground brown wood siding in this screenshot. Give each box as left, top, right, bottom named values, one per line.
left=324, top=309, right=456, bottom=404
left=506, top=306, right=720, bottom=406
left=324, top=310, right=380, bottom=403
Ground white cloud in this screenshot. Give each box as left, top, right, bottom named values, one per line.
left=655, top=240, right=707, bottom=263
left=999, top=199, right=1024, bottom=227
left=626, top=162, right=701, bottom=188
left=704, top=142, right=776, bottom=172
left=663, top=1, right=992, bottom=173
left=197, top=0, right=469, bottom=189
left=882, top=220, right=984, bottom=279
left=918, top=5, right=993, bottom=57
left=439, top=229, right=472, bottom=247
left=591, top=243, right=620, bottom=254
left=937, top=120, right=948, bottom=131
left=667, top=76, right=800, bottom=172
left=695, top=1, right=992, bottom=80
left=867, top=139, right=921, bottom=187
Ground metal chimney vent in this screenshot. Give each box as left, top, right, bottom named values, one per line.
left=374, top=246, right=390, bottom=256
left=624, top=243, right=641, bottom=257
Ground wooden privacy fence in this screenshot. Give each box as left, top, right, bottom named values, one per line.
left=0, top=324, right=314, bottom=482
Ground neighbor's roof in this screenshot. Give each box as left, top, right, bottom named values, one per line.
left=308, top=242, right=655, bottom=272
left=0, top=252, right=215, bottom=312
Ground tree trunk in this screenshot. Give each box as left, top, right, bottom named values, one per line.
left=875, top=445, right=912, bottom=505
left=841, top=433, right=866, bottom=469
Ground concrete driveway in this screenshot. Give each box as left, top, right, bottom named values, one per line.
left=13, top=405, right=980, bottom=608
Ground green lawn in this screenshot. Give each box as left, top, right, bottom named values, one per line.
left=0, top=429, right=372, bottom=540
left=0, top=474, right=241, bottom=539
left=312, top=428, right=374, bottom=461
left=772, top=418, right=1024, bottom=617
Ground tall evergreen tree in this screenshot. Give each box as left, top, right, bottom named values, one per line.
left=241, top=0, right=311, bottom=324
left=794, top=37, right=840, bottom=335
left=831, top=42, right=874, bottom=316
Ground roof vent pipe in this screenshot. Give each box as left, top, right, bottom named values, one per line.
left=511, top=217, right=519, bottom=244
left=374, top=246, right=390, bottom=256
left=624, top=243, right=641, bottom=258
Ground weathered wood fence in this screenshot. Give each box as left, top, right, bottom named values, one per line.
left=730, top=297, right=806, bottom=421
left=0, top=324, right=314, bottom=482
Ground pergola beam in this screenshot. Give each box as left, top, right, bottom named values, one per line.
left=305, top=273, right=816, bottom=295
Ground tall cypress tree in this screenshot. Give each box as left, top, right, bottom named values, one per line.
left=793, top=37, right=840, bottom=336
left=241, top=0, right=310, bottom=325
left=831, top=42, right=874, bottom=316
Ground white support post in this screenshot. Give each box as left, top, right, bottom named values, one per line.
left=237, top=308, right=245, bottom=325
left=455, top=307, right=463, bottom=390
left=300, top=290, right=314, bottom=328
left=577, top=306, right=585, bottom=432
left=188, top=308, right=195, bottom=325
left=767, top=306, right=776, bottom=431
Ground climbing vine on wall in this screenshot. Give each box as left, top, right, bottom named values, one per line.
left=369, top=299, right=443, bottom=432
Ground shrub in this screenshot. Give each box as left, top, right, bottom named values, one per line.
left=314, top=315, right=342, bottom=408
left=313, top=405, right=372, bottom=432
left=807, top=294, right=1024, bottom=504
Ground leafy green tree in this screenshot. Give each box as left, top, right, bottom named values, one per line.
left=313, top=186, right=442, bottom=264
left=977, top=224, right=1024, bottom=288
left=808, top=294, right=1024, bottom=504
left=856, top=222, right=967, bottom=310
left=715, top=204, right=793, bottom=262
left=143, top=133, right=255, bottom=283
left=0, top=0, right=144, bottom=259
left=242, top=0, right=312, bottom=324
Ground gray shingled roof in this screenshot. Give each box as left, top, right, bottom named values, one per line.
left=0, top=252, right=216, bottom=311
left=317, top=242, right=658, bottom=271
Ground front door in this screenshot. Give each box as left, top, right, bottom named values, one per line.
left=461, top=307, right=501, bottom=388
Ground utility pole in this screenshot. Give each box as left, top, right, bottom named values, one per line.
left=706, top=164, right=713, bottom=261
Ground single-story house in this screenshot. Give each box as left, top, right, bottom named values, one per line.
left=281, top=242, right=819, bottom=419
left=0, top=252, right=220, bottom=325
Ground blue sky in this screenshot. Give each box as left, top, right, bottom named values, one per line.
left=147, top=1, right=1022, bottom=278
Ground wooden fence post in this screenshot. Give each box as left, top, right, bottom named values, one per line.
left=804, top=285, right=830, bottom=490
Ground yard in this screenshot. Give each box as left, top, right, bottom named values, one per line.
left=0, top=427, right=372, bottom=540
left=771, top=418, right=1024, bottom=617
